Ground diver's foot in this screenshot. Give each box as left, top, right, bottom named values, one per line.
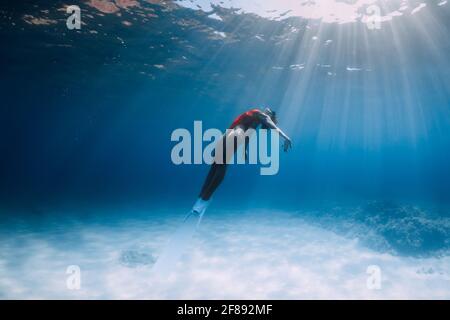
left=184, top=209, right=200, bottom=222
left=184, top=198, right=210, bottom=223
left=192, top=198, right=210, bottom=214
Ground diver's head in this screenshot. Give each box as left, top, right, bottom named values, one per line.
left=264, top=107, right=278, bottom=124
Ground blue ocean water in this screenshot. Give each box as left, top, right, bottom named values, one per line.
left=0, top=1, right=449, bottom=299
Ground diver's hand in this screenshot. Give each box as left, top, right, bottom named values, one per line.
left=283, top=138, right=292, bottom=152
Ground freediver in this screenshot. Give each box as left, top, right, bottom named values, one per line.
left=189, top=108, right=292, bottom=218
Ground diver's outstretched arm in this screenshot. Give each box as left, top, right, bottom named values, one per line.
left=259, top=112, right=292, bottom=151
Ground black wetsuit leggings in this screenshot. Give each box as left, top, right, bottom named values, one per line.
left=199, top=132, right=244, bottom=201
left=199, top=162, right=227, bottom=201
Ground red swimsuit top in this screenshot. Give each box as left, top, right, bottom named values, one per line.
left=229, top=109, right=262, bottom=130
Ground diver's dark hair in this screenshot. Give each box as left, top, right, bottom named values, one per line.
left=264, top=107, right=277, bottom=123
